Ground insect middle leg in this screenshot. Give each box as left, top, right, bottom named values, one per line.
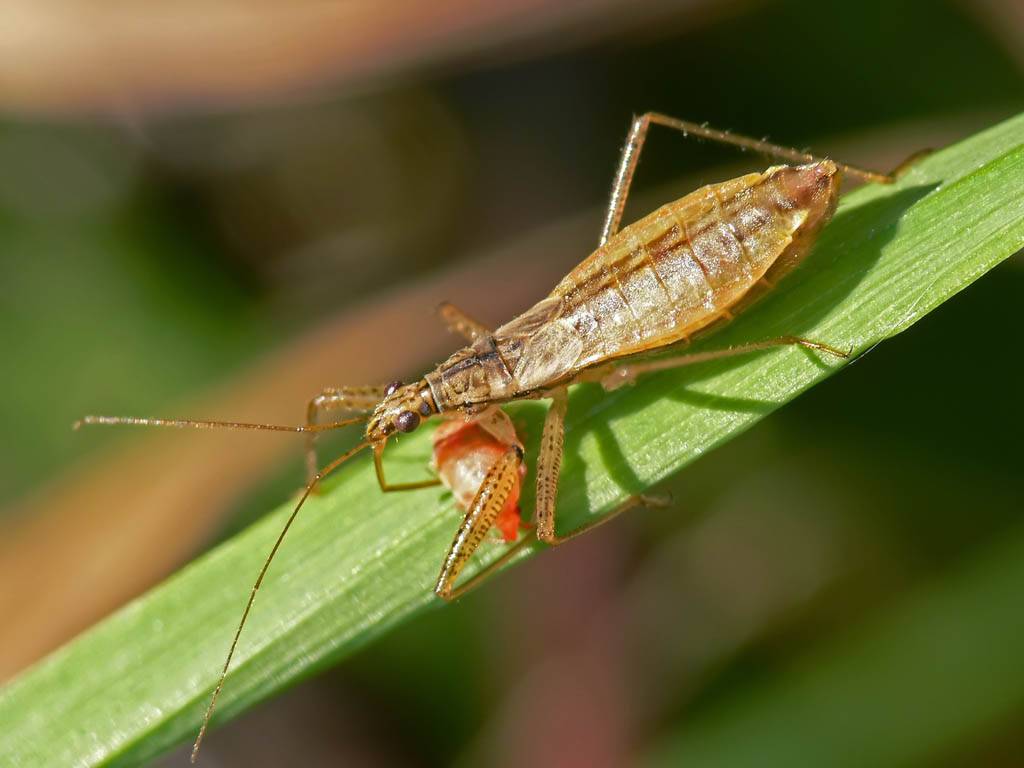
left=532, top=388, right=669, bottom=546
left=601, top=112, right=892, bottom=246
left=436, top=301, right=492, bottom=342
left=523, top=337, right=846, bottom=543
left=305, top=386, right=385, bottom=483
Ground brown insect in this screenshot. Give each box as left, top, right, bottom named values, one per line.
left=75, top=113, right=892, bottom=759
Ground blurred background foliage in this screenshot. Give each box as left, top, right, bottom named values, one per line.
left=1, top=0, right=1023, bottom=765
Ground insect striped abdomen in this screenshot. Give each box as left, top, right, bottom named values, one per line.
left=552, top=161, right=840, bottom=370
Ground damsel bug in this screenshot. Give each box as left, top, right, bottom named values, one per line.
left=76, top=113, right=894, bottom=759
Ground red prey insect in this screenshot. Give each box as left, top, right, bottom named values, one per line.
left=431, top=409, right=529, bottom=544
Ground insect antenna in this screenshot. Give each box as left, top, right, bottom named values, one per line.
left=191, top=438, right=375, bottom=763
left=73, top=414, right=371, bottom=432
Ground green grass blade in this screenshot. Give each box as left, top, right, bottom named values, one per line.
left=641, top=516, right=1024, bottom=768
left=2, top=113, right=1023, bottom=767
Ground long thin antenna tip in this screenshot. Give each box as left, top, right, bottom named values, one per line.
left=72, top=415, right=117, bottom=430
left=68, top=414, right=371, bottom=433
left=189, top=438, right=375, bottom=762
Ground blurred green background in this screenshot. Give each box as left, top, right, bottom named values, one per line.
left=2, top=0, right=1023, bottom=765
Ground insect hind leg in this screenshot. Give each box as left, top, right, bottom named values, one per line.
left=596, top=335, right=850, bottom=392
left=601, top=112, right=892, bottom=246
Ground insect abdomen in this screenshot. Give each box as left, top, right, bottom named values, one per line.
left=557, top=162, right=840, bottom=368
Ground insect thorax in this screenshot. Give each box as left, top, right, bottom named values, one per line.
left=423, top=335, right=519, bottom=413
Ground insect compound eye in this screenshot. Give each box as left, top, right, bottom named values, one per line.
left=395, top=410, right=420, bottom=433
left=385, top=380, right=403, bottom=397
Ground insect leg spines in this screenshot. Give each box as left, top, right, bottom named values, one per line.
left=531, top=389, right=668, bottom=545
left=533, top=390, right=568, bottom=541
left=435, top=443, right=525, bottom=600
left=633, top=113, right=891, bottom=183
left=601, top=112, right=891, bottom=247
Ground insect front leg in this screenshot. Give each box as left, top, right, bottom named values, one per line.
left=595, top=336, right=850, bottom=392
left=373, top=442, right=442, bottom=492
left=435, top=444, right=528, bottom=600
left=436, top=301, right=492, bottom=342
left=305, top=386, right=385, bottom=484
